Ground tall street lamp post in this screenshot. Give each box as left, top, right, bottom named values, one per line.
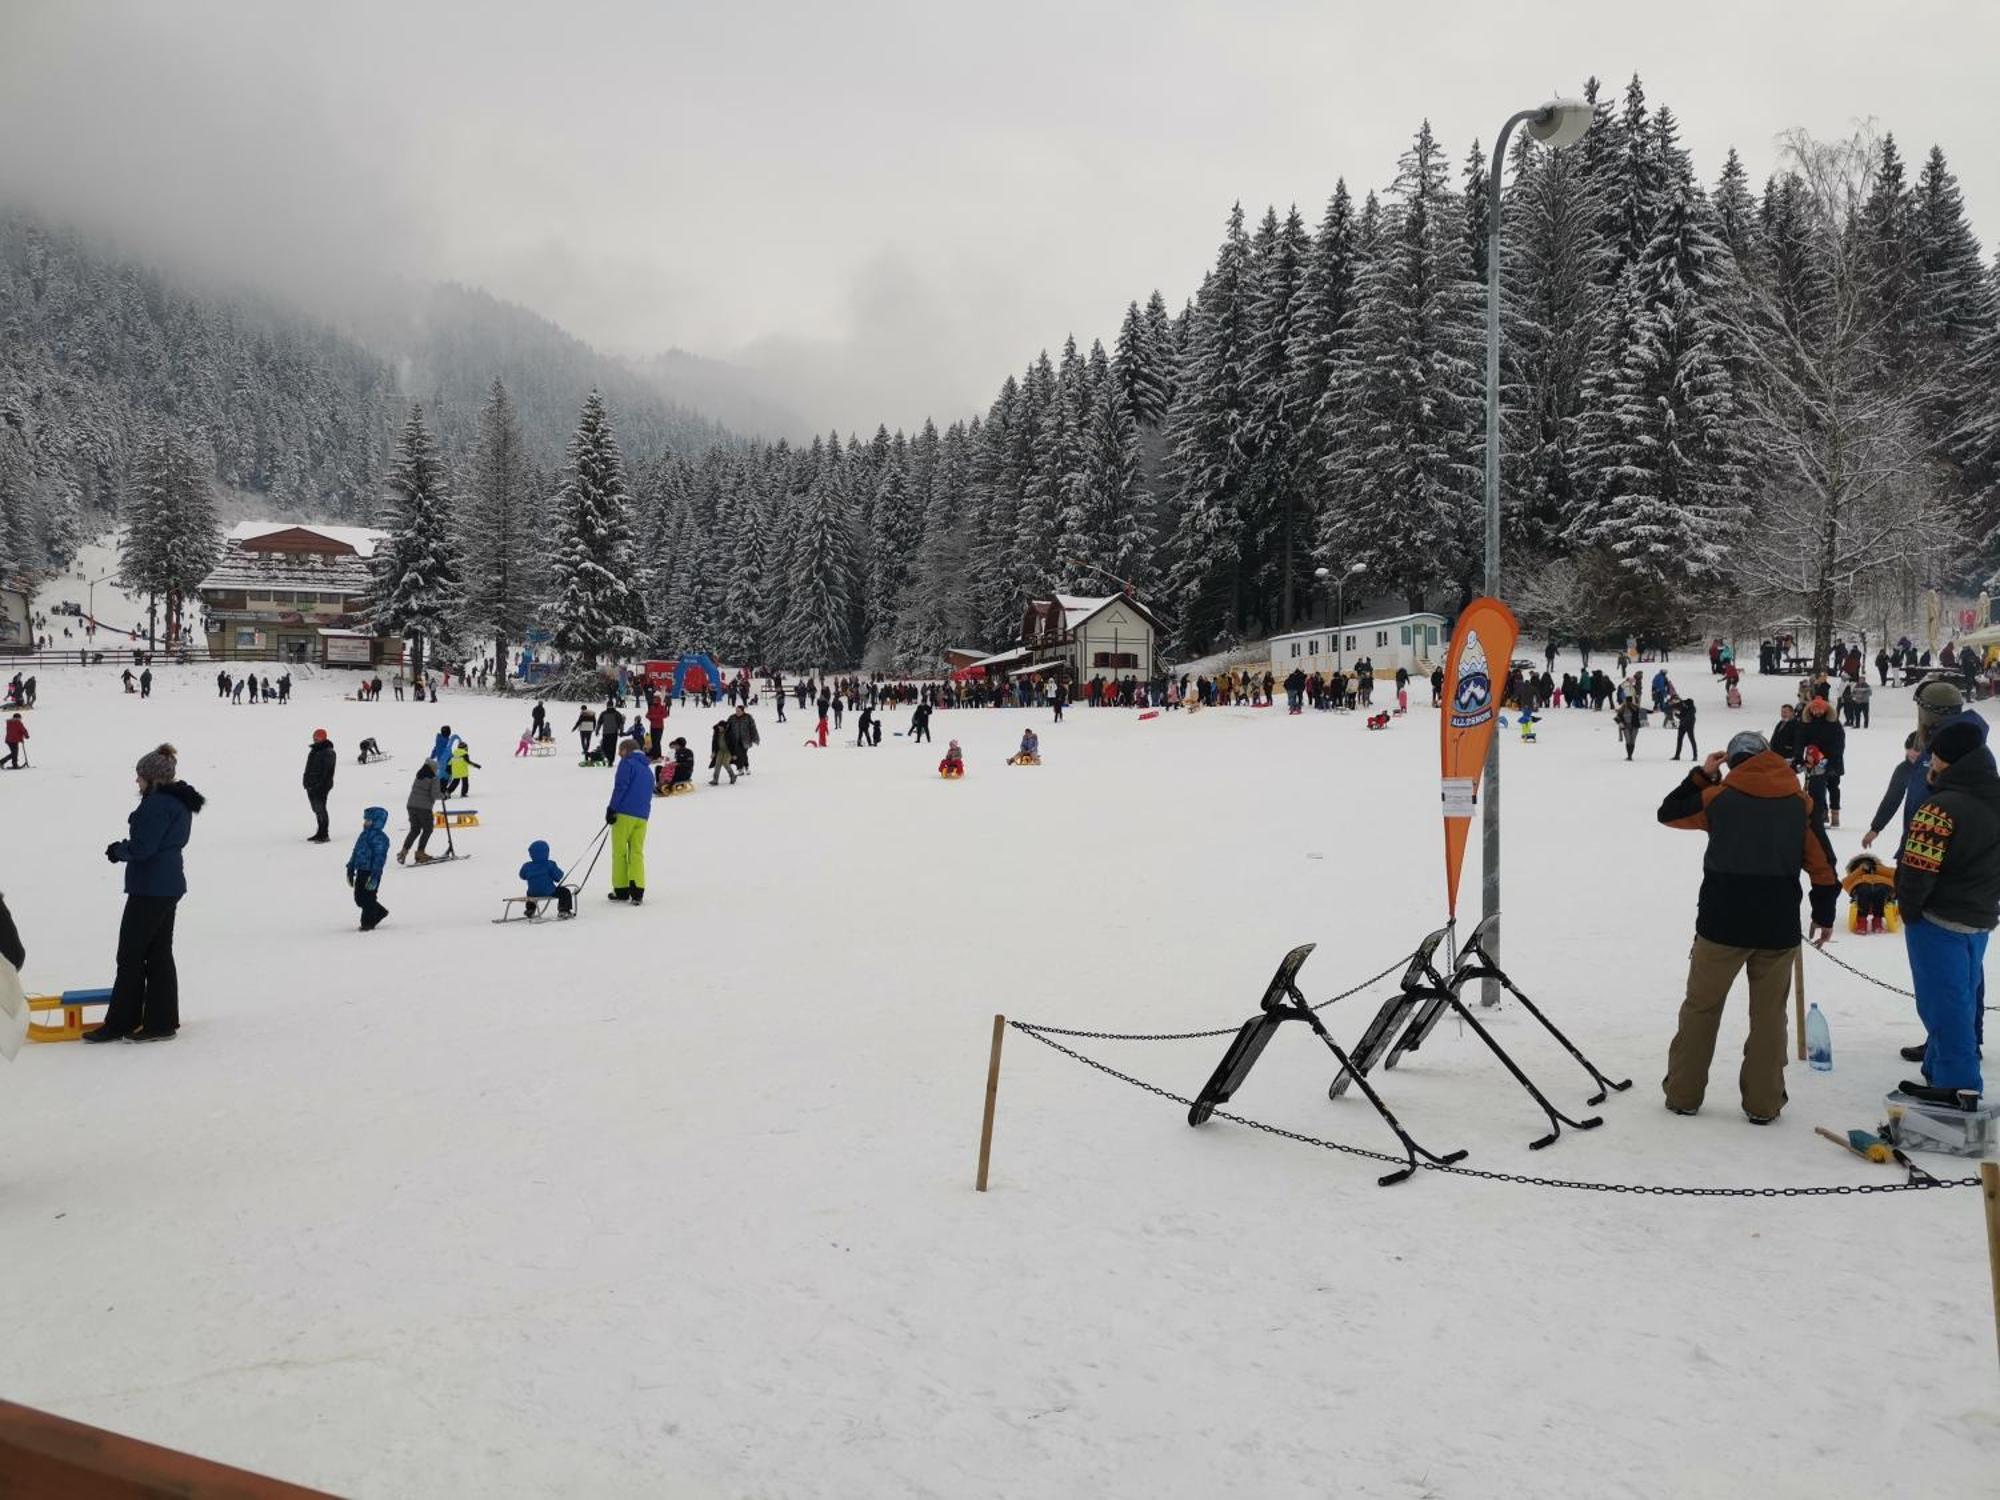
left=1480, top=97, right=1593, bottom=1003
left=1315, top=561, right=1366, bottom=672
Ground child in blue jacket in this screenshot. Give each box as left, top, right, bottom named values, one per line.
left=519, top=839, right=574, bottom=919
left=346, top=805, right=391, bottom=931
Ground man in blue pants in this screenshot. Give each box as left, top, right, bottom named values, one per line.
left=1894, top=719, right=1999, bottom=1105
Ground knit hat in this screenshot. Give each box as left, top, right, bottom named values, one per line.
left=1916, top=680, right=1964, bottom=741
left=1928, top=720, right=1982, bottom=766
left=135, top=742, right=178, bottom=786
left=313, top=728, right=329, bottom=742
left=1725, top=730, right=1768, bottom=766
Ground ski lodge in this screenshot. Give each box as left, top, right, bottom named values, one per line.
left=0, top=576, right=28, bottom=653
left=196, top=522, right=400, bottom=667
left=1267, top=609, right=1447, bottom=678
left=1022, top=592, right=1162, bottom=684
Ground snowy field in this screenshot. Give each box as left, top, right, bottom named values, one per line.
left=3, top=623, right=1998, bottom=1495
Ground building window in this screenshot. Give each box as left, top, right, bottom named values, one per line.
left=1310, top=639, right=1320, bottom=655
left=1426, top=625, right=1438, bottom=645
left=1375, top=630, right=1388, bottom=648
left=1289, top=642, right=1300, bottom=658
left=235, top=628, right=259, bottom=650
left=1400, top=625, right=1412, bottom=646
left=1091, top=651, right=1139, bottom=669
left=1345, top=634, right=1355, bottom=652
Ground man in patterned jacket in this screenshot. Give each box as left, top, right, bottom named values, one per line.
left=1894, top=719, right=2000, bottom=1106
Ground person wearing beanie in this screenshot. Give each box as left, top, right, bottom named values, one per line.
left=1893, top=717, right=2000, bottom=1104
left=605, top=736, right=653, bottom=903
left=92, top=743, right=206, bottom=1042
left=1903, top=680, right=1987, bottom=833
left=302, top=728, right=337, bottom=843
left=1656, top=730, right=1838, bottom=1122
left=1797, top=697, right=1847, bottom=825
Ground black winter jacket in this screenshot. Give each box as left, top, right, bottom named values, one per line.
left=1896, top=749, right=2000, bottom=931
left=303, top=739, right=337, bottom=795
left=1770, top=717, right=1803, bottom=764
left=1796, top=715, right=1846, bottom=775
left=1659, top=753, right=1839, bottom=947
left=0, top=890, right=22, bottom=971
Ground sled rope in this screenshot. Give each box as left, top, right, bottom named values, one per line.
left=1011, top=957, right=1407, bottom=1043
left=1008, top=1022, right=1981, bottom=1196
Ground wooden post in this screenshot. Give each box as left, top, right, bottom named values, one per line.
left=1792, top=945, right=1807, bottom=1063
left=976, top=1014, right=1006, bottom=1192
left=1983, top=1161, right=2000, bottom=1373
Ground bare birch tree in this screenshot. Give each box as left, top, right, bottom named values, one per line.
left=1731, top=128, right=1963, bottom=659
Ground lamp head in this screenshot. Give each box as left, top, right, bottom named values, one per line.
left=1526, top=99, right=1592, bottom=151
left=1314, top=567, right=1330, bottom=580
left=1349, top=561, right=1368, bottom=575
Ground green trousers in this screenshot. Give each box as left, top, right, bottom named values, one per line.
left=611, top=814, right=648, bottom=891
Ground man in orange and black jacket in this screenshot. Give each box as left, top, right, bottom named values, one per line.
left=1657, top=730, right=1839, bottom=1123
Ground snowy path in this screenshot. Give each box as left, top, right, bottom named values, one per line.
left=1, top=650, right=1995, bottom=1497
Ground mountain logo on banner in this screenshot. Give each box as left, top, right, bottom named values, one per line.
left=1449, top=632, right=1494, bottom=729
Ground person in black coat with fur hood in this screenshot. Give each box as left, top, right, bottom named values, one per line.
left=91, top=743, right=205, bottom=1043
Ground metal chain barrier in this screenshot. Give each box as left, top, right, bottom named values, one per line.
left=1008, top=1021, right=1983, bottom=1196
left=1808, top=939, right=1999, bottom=1011
left=1012, top=957, right=1407, bottom=1043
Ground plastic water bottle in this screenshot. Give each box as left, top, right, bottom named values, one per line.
left=1806, top=1002, right=1833, bottom=1072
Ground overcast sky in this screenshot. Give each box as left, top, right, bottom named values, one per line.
left=4, top=0, right=1993, bottom=437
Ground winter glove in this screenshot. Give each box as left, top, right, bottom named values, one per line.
left=105, top=842, right=122, bottom=863
left=605, top=809, right=618, bottom=826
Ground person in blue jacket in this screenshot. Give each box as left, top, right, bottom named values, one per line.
left=519, top=839, right=574, bottom=919
left=346, top=806, right=391, bottom=932
left=606, top=736, right=652, bottom=904
left=91, top=742, right=205, bottom=1042
left=430, top=725, right=462, bottom=797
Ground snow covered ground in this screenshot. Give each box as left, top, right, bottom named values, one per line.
left=3, top=603, right=1997, bottom=1495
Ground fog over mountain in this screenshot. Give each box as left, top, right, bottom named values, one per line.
left=3, top=0, right=1991, bottom=436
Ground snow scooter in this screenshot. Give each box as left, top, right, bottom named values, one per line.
left=1336, top=917, right=1610, bottom=1151
left=1188, top=940, right=1469, bottom=1187
left=1394, top=913, right=1633, bottom=1109
left=406, top=801, right=468, bottom=869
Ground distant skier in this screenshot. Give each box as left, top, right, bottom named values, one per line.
left=397, top=761, right=440, bottom=865
left=303, top=728, right=336, bottom=841
left=572, top=704, right=596, bottom=759
left=345, top=806, right=391, bottom=932
left=910, top=701, right=933, bottom=743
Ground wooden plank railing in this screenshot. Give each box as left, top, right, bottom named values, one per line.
left=0, top=1399, right=340, bottom=1498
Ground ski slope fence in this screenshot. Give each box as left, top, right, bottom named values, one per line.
left=983, top=946, right=1988, bottom=1199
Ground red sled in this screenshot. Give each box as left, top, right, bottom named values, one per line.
left=1138, top=710, right=1159, bottom=721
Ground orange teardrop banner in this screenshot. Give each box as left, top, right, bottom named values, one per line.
left=1439, top=596, right=1519, bottom=919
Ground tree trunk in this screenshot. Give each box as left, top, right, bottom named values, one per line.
left=409, top=631, right=427, bottom=684
left=494, top=632, right=509, bottom=689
